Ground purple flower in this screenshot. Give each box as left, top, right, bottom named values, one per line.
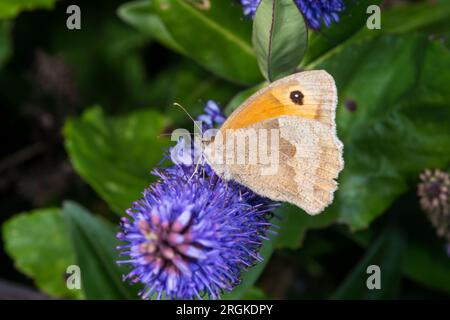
left=418, top=169, right=450, bottom=244
left=197, top=100, right=226, bottom=129
left=240, top=0, right=260, bottom=17
left=240, top=0, right=346, bottom=29
left=418, top=169, right=450, bottom=217
left=295, top=0, right=345, bottom=29
left=170, top=100, right=224, bottom=166
left=117, top=102, right=278, bottom=299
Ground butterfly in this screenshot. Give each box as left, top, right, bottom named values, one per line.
left=203, top=70, right=344, bottom=215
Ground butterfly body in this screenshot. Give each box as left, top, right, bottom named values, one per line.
left=204, top=70, right=344, bottom=215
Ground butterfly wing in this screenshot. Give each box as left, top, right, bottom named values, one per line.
left=205, top=70, right=344, bottom=215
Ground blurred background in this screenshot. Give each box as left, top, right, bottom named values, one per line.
left=0, top=0, right=449, bottom=299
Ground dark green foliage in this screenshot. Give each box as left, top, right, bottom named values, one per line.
left=1, top=0, right=449, bottom=300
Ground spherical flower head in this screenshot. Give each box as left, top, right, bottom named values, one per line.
left=295, top=0, right=345, bottom=29
left=418, top=169, right=450, bottom=242
left=117, top=101, right=278, bottom=299
left=117, top=165, right=277, bottom=299
left=240, top=0, right=260, bottom=17
left=240, top=0, right=346, bottom=30
left=418, top=169, right=450, bottom=215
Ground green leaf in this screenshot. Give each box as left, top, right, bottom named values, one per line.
left=332, top=228, right=405, bottom=299
left=2, top=208, right=83, bottom=299
left=64, top=107, right=170, bottom=214
left=151, top=0, right=261, bottom=84
left=275, top=204, right=336, bottom=249
left=62, top=201, right=138, bottom=299
left=340, top=195, right=450, bottom=295
left=0, top=21, right=11, bottom=69
left=241, top=287, right=268, bottom=300
left=117, top=0, right=184, bottom=53
left=397, top=198, right=450, bottom=295
left=302, top=0, right=382, bottom=66
left=366, top=1, right=450, bottom=36
left=0, top=0, right=56, bottom=19
left=252, top=0, right=307, bottom=81
left=146, top=62, right=240, bottom=126
left=318, top=35, right=450, bottom=229
left=53, top=17, right=151, bottom=111
left=403, top=239, right=450, bottom=295
left=306, top=1, right=450, bottom=68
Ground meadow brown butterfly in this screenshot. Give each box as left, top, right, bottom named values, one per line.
left=203, top=70, right=344, bottom=215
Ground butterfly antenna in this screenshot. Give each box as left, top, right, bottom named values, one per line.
left=157, top=132, right=196, bottom=138
left=201, top=157, right=207, bottom=180
left=187, top=157, right=202, bottom=184
left=173, top=102, right=203, bottom=133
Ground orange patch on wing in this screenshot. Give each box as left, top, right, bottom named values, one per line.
left=222, top=83, right=321, bottom=130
